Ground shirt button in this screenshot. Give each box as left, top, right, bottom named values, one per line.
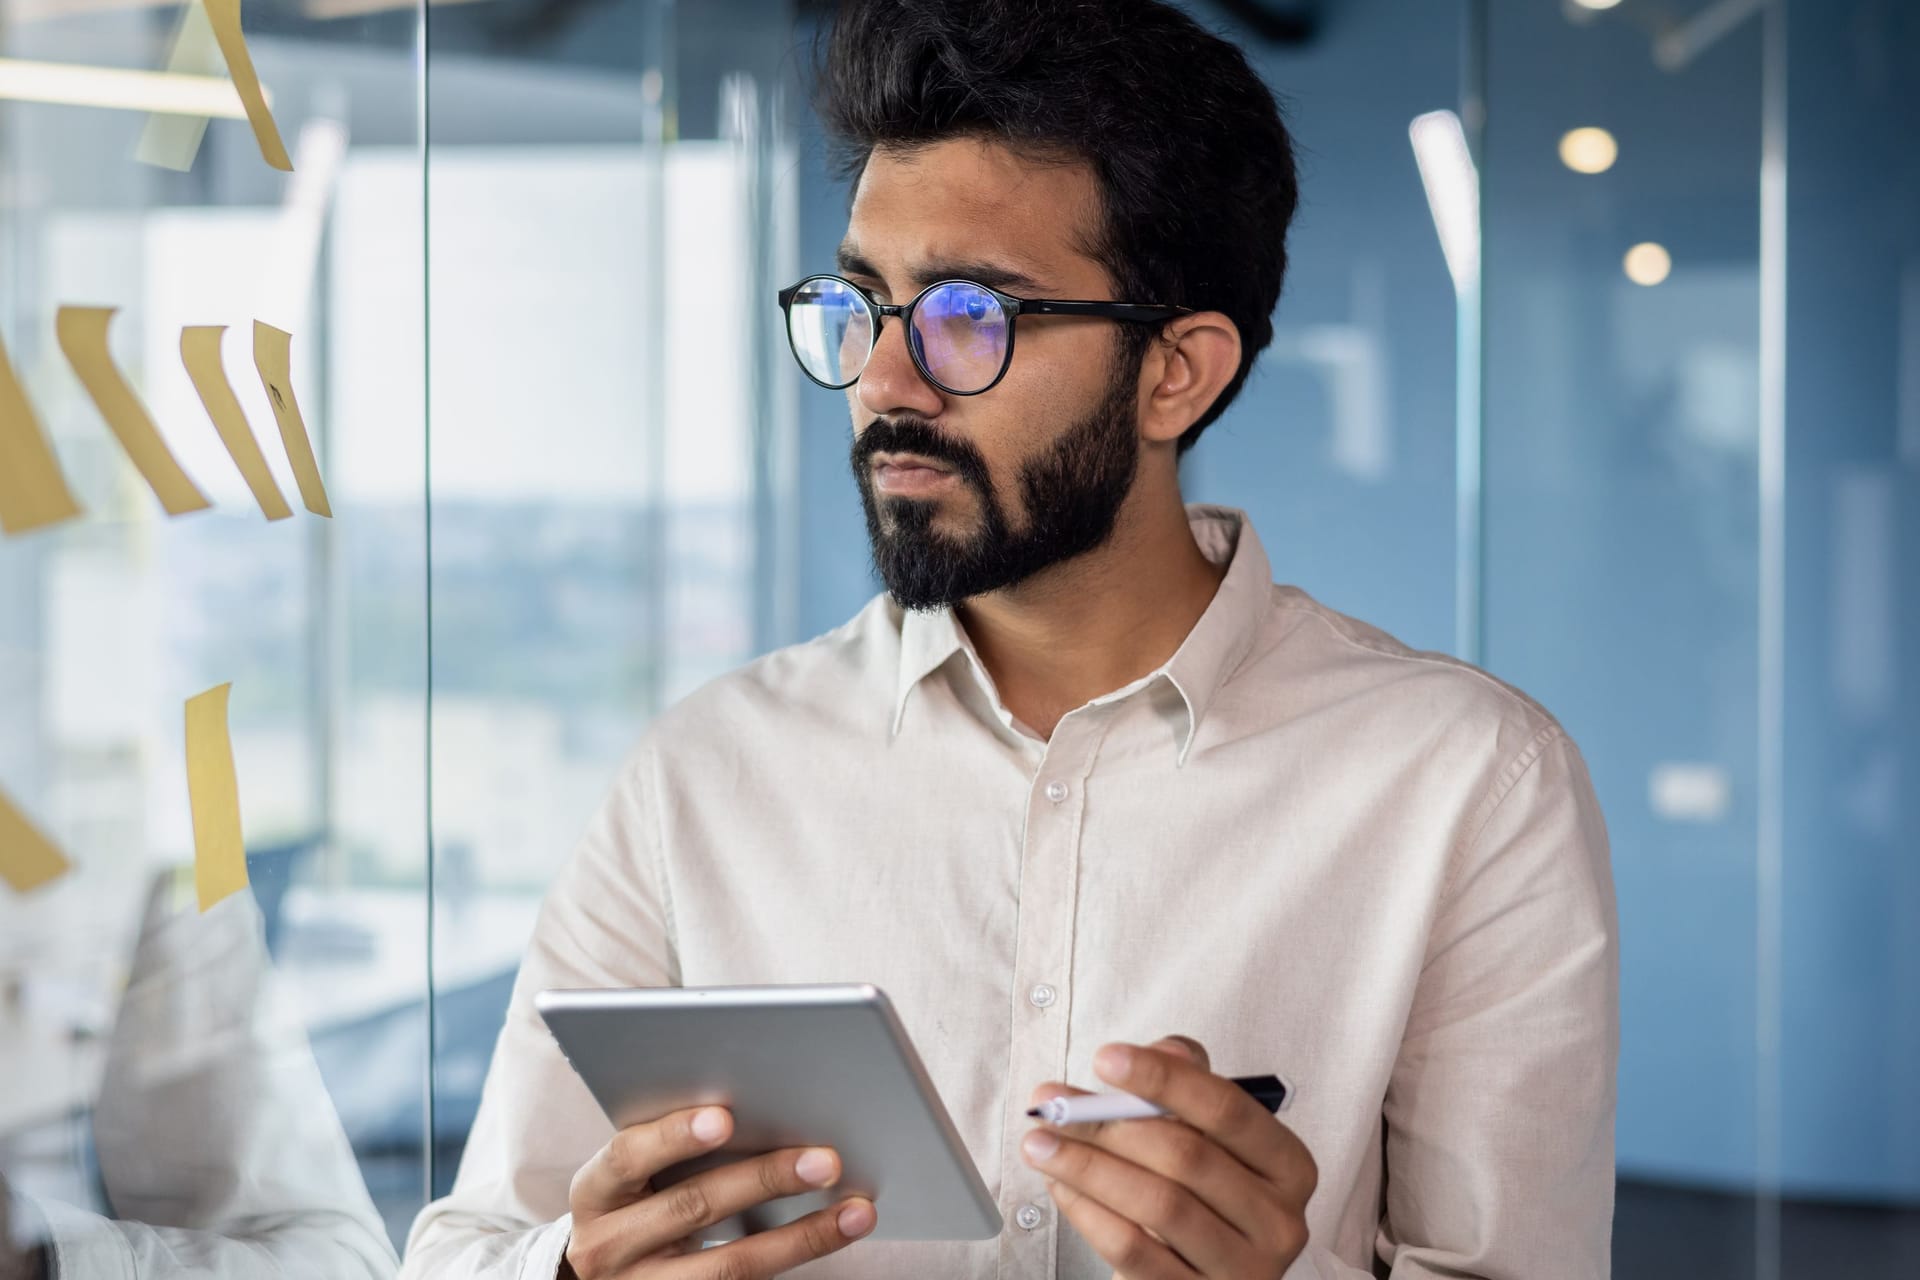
left=1044, top=780, right=1069, bottom=803
left=1028, top=982, right=1056, bottom=1008
left=1015, top=1202, right=1046, bottom=1230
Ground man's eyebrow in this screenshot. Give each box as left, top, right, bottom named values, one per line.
left=834, top=245, right=1049, bottom=295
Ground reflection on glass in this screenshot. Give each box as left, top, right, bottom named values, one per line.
left=1, top=0, right=432, bottom=1264
left=17, top=887, right=396, bottom=1275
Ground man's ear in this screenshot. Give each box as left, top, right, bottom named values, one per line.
left=1137, top=312, right=1242, bottom=447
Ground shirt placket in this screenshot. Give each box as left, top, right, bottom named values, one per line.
left=996, top=707, right=1106, bottom=1280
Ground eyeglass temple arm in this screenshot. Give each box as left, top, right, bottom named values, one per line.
left=1020, top=300, right=1191, bottom=322
left=776, top=283, right=1186, bottom=326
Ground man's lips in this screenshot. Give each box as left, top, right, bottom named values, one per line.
left=871, top=452, right=958, bottom=496
left=871, top=451, right=952, bottom=474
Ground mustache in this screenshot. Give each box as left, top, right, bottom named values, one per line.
left=852, top=417, right=992, bottom=490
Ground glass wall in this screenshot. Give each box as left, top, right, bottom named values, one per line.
left=4, top=1, right=1915, bottom=1276
left=1, top=0, right=803, bottom=1259
left=1774, top=0, right=1919, bottom=1267
left=419, top=0, right=800, bottom=1194
left=1476, top=0, right=1919, bottom=1273
left=1479, top=0, right=1772, bottom=1268
left=0, top=0, right=431, bottom=1262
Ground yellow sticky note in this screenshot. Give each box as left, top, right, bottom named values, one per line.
left=180, top=326, right=293, bottom=521
left=252, top=322, right=330, bottom=517
left=185, top=683, right=248, bottom=912
left=203, top=0, right=291, bottom=172
left=135, top=0, right=223, bottom=172
left=0, top=787, right=71, bottom=895
left=0, top=329, right=84, bottom=537
left=56, top=306, right=212, bottom=518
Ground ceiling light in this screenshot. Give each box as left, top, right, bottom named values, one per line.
left=1573, top=0, right=1624, bottom=10
left=0, top=57, right=262, bottom=118
left=1559, top=127, right=1618, bottom=174
left=1624, top=242, right=1672, bottom=286
left=1409, top=110, right=1480, bottom=296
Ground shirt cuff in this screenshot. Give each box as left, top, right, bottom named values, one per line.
left=525, top=1214, right=573, bottom=1280
left=32, top=1199, right=134, bottom=1280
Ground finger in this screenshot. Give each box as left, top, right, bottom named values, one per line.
left=1024, top=1128, right=1256, bottom=1279
left=1151, top=1035, right=1210, bottom=1072
left=578, top=1144, right=848, bottom=1274
left=1028, top=1041, right=1206, bottom=1145
left=1093, top=1043, right=1314, bottom=1199
left=657, top=1196, right=876, bottom=1280
left=1045, top=1176, right=1200, bottom=1280
left=571, top=1106, right=733, bottom=1218
left=633, top=1231, right=703, bottom=1266
left=1035, top=1111, right=1302, bottom=1261
left=1028, top=1079, right=1094, bottom=1108
left=1026, top=1059, right=1164, bottom=1152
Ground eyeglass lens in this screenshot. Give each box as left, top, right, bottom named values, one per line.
left=787, top=277, right=874, bottom=387
left=786, top=278, right=1011, bottom=393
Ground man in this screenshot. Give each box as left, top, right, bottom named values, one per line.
left=402, top=1, right=1617, bottom=1277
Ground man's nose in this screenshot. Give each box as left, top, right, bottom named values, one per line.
left=854, top=316, right=944, bottom=420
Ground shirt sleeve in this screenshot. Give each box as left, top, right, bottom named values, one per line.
left=401, top=749, right=679, bottom=1280
left=1369, top=724, right=1620, bottom=1279
left=32, top=891, right=398, bottom=1280
left=35, top=1197, right=397, bottom=1280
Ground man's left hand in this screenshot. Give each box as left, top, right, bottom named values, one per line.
left=1024, top=1035, right=1317, bottom=1279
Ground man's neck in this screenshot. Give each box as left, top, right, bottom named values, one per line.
left=954, top=483, right=1226, bottom=741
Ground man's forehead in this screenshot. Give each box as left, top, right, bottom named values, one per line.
left=843, top=139, right=1104, bottom=289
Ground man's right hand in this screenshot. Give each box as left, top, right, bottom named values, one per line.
left=562, top=1104, right=876, bottom=1278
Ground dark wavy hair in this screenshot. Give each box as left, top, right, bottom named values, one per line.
left=816, top=0, right=1298, bottom=452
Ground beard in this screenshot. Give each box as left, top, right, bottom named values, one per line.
left=850, top=361, right=1141, bottom=612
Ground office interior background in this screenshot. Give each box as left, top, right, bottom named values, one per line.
left=0, top=0, right=1915, bottom=1274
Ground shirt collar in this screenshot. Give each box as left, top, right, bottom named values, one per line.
left=1157, top=505, right=1269, bottom=763
left=890, top=504, right=1270, bottom=763
left=892, top=599, right=969, bottom=738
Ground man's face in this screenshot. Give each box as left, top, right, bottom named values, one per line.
left=840, top=138, right=1144, bottom=611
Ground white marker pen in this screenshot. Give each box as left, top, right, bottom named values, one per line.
left=1027, top=1072, right=1293, bottom=1125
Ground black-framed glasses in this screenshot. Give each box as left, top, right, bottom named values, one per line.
left=776, top=273, right=1190, bottom=396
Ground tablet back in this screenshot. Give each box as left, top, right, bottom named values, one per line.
left=536, top=983, right=1002, bottom=1242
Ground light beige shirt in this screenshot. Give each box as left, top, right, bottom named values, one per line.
left=401, top=505, right=1618, bottom=1280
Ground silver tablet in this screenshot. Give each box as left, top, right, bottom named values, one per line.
left=535, top=983, right=1003, bottom=1243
